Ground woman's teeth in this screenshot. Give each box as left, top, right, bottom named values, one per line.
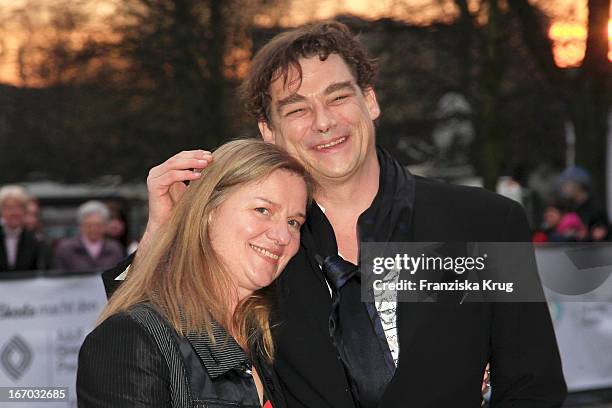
left=250, top=244, right=279, bottom=260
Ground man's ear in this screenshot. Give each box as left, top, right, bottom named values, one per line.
left=258, top=121, right=275, bottom=144
left=363, top=87, right=380, bottom=121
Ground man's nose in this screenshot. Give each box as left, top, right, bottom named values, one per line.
left=312, top=102, right=336, bottom=134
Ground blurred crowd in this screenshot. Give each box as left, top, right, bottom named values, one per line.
left=529, top=166, right=609, bottom=243
left=0, top=165, right=609, bottom=273
left=0, top=184, right=137, bottom=273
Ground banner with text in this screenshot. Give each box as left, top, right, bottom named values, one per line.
left=0, top=274, right=107, bottom=408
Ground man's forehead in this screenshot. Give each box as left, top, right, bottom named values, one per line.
left=269, top=54, right=357, bottom=99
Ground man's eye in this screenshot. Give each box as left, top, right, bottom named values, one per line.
left=255, top=207, right=270, bottom=215
left=288, top=219, right=302, bottom=229
left=330, top=94, right=349, bottom=104
left=286, top=107, right=306, bottom=117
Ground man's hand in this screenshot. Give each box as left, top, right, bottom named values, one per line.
left=139, top=150, right=213, bottom=253
left=482, top=363, right=490, bottom=406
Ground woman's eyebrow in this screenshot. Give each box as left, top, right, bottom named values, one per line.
left=254, top=196, right=306, bottom=219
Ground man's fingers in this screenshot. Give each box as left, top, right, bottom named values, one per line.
left=148, top=151, right=213, bottom=179
left=174, top=149, right=212, bottom=159
left=149, top=157, right=211, bottom=179
left=169, top=182, right=187, bottom=204
left=148, top=169, right=202, bottom=191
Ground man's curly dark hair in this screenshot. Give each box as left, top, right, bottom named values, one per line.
left=239, top=20, right=378, bottom=128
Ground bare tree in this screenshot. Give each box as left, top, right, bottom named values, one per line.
left=508, top=0, right=610, bottom=199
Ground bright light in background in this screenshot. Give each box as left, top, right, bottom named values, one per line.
left=549, top=19, right=612, bottom=67
left=0, top=0, right=609, bottom=85
left=549, top=21, right=588, bottom=67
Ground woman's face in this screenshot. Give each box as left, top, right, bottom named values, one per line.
left=209, top=169, right=308, bottom=300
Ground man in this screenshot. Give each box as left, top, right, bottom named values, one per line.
left=104, top=21, right=566, bottom=407
left=54, top=200, right=124, bottom=271
left=0, top=185, right=49, bottom=272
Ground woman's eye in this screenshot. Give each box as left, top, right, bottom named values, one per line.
left=255, top=207, right=270, bottom=215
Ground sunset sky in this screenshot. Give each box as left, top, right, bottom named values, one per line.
left=0, top=0, right=609, bottom=86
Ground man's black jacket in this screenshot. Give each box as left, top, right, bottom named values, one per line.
left=0, top=226, right=48, bottom=272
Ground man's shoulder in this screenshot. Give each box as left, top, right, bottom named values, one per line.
left=19, top=229, right=40, bottom=244
left=103, top=238, right=125, bottom=254
left=413, top=175, right=519, bottom=214
left=411, top=176, right=529, bottom=241
left=55, top=236, right=82, bottom=252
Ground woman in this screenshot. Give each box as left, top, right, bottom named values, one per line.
left=77, top=139, right=313, bottom=407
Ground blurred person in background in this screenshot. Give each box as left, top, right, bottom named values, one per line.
left=532, top=199, right=588, bottom=243
left=105, top=209, right=138, bottom=255
left=0, top=185, right=49, bottom=272
left=54, top=200, right=124, bottom=272
left=558, top=166, right=609, bottom=241
left=24, top=196, right=45, bottom=241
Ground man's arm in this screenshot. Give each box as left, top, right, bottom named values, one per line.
left=490, top=201, right=567, bottom=407
left=102, top=149, right=212, bottom=299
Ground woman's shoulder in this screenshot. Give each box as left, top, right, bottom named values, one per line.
left=78, top=307, right=171, bottom=387
left=77, top=309, right=172, bottom=406
left=81, top=311, right=156, bottom=355
left=88, top=303, right=168, bottom=337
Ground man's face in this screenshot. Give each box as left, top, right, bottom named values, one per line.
left=80, top=214, right=106, bottom=243
left=1, top=198, right=26, bottom=230
left=259, top=54, right=380, bottom=184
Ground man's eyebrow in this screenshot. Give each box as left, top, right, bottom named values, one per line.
left=275, top=81, right=356, bottom=114
left=293, top=212, right=307, bottom=220
left=276, top=93, right=306, bottom=114
left=324, top=81, right=355, bottom=95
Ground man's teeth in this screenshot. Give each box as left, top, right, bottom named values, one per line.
left=250, top=244, right=279, bottom=260
left=316, top=136, right=346, bottom=150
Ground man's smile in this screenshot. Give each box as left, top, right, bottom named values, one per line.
left=314, top=136, right=348, bottom=151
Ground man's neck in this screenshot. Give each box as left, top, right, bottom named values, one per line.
left=314, top=153, right=380, bottom=218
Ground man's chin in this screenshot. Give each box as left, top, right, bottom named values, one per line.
left=310, top=165, right=358, bottom=183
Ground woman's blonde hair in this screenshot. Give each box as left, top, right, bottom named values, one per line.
left=99, top=139, right=313, bottom=361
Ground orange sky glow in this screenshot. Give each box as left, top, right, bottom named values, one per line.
left=0, top=0, right=609, bottom=86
